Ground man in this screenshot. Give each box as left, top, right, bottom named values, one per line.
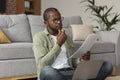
left=33, top=7, right=113, bottom=80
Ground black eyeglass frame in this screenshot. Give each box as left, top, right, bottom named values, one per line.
left=52, top=17, right=64, bottom=23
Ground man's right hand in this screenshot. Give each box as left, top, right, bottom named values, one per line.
left=57, top=29, right=67, bottom=47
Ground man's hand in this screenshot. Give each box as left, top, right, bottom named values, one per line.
left=57, top=29, right=67, bottom=47
left=80, top=51, right=90, bottom=61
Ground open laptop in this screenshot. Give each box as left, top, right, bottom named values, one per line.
left=72, top=60, right=104, bottom=80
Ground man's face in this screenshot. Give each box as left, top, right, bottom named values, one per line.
left=45, top=11, right=63, bottom=34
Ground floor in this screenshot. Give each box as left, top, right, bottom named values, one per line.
left=106, top=76, right=120, bottom=80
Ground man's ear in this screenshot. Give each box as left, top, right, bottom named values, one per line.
left=44, top=21, right=47, bottom=24
left=44, top=21, right=48, bottom=25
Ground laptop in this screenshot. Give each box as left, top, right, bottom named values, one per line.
left=72, top=60, right=104, bottom=80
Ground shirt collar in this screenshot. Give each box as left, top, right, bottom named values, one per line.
left=43, top=28, right=50, bottom=36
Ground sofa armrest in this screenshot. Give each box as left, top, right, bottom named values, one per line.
left=96, top=31, right=120, bottom=43
left=96, top=31, right=120, bottom=66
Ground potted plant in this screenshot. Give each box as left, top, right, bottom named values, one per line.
left=81, top=0, right=120, bottom=31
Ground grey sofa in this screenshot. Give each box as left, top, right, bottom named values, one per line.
left=0, top=14, right=119, bottom=78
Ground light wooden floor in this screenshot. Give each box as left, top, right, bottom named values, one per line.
left=106, top=76, right=120, bottom=80
left=0, top=75, right=37, bottom=80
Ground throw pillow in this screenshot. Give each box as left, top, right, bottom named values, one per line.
left=71, top=24, right=93, bottom=41
left=0, top=29, right=11, bottom=44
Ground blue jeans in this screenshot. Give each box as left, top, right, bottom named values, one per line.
left=40, top=61, right=113, bottom=80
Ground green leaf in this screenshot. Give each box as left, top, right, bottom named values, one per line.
left=80, top=0, right=120, bottom=31
left=104, top=7, right=113, bottom=17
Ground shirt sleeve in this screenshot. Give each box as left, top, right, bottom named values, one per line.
left=33, top=33, right=61, bottom=67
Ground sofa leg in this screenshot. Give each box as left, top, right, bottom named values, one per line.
left=111, top=66, right=116, bottom=76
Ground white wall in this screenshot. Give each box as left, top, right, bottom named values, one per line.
left=41, top=0, right=120, bottom=30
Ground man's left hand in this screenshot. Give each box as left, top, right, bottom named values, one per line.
left=80, top=51, right=90, bottom=61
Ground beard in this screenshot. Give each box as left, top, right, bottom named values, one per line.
left=49, top=26, right=62, bottom=34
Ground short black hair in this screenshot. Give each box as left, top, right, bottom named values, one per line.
left=43, top=7, right=60, bottom=21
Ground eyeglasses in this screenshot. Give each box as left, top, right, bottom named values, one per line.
left=52, top=17, right=64, bottom=23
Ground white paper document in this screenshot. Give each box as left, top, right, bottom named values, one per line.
left=70, top=33, right=98, bottom=58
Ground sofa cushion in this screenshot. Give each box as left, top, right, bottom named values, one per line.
left=27, top=15, right=83, bottom=39
left=62, top=16, right=83, bottom=28
left=0, top=59, right=36, bottom=78
left=71, top=24, right=93, bottom=41
left=62, top=16, right=83, bottom=37
left=91, top=41, right=115, bottom=54
left=27, top=15, right=45, bottom=39
left=73, top=41, right=115, bottom=54
left=0, top=14, right=32, bottom=42
left=0, top=43, right=34, bottom=59
left=0, top=29, right=11, bottom=43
